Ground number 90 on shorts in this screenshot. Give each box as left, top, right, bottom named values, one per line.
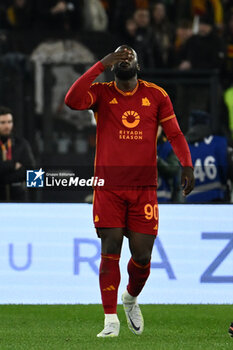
left=144, top=203, right=158, bottom=231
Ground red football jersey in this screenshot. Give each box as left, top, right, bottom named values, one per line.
left=65, top=62, right=193, bottom=187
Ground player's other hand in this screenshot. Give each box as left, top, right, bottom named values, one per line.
left=100, top=49, right=133, bottom=69
left=181, top=166, right=195, bottom=196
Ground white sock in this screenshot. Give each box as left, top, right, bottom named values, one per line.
left=123, top=289, right=137, bottom=303
left=104, top=313, right=119, bottom=324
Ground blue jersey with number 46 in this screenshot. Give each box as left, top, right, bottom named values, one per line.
left=187, top=135, right=228, bottom=202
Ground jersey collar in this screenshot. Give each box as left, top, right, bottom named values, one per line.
left=114, top=81, right=139, bottom=96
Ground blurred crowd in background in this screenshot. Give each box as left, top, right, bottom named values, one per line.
left=0, top=0, right=233, bottom=203
left=0, top=0, right=233, bottom=75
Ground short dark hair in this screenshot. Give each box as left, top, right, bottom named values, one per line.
left=0, top=106, right=13, bottom=116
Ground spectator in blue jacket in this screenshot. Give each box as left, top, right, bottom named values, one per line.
left=186, top=110, right=233, bottom=203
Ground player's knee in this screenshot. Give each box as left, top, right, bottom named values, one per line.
left=132, top=253, right=151, bottom=266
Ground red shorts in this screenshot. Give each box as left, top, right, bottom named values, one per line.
left=93, top=187, right=158, bottom=236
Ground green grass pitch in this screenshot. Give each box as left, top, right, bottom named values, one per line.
left=0, top=305, right=232, bottom=350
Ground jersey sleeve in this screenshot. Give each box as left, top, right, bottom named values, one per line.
left=65, top=61, right=105, bottom=110
left=162, top=117, right=193, bottom=168
left=157, top=93, right=176, bottom=124
left=156, top=91, right=193, bottom=168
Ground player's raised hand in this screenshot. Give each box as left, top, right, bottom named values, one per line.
left=100, top=48, right=134, bottom=69
left=181, top=166, right=195, bottom=196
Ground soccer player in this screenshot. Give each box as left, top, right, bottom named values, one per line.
left=65, top=45, right=194, bottom=337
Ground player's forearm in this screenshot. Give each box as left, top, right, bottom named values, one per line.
left=162, top=118, right=193, bottom=167
left=65, top=61, right=105, bottom=109
left=169, top=133, right=193, bottom=167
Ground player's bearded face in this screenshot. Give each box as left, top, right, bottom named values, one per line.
left=113, top=62, right=138, bottom=80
